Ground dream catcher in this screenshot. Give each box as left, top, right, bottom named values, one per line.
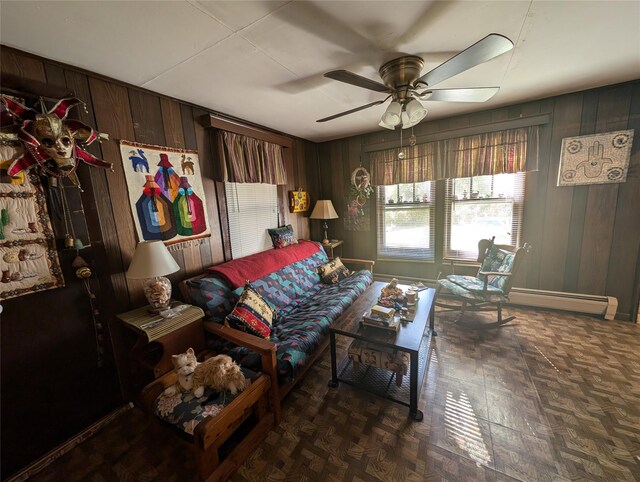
left=345, top=164, right=374, bottom=232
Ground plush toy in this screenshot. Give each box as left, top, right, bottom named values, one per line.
left=163, top=347, right=198, bottom=397
left=192, top=354, right=248, bottom=398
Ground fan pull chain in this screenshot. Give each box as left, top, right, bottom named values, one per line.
left=398, top=127, right=404, bottom=160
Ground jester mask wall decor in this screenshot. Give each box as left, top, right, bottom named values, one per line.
left=0, top=95, right=112, bottom=189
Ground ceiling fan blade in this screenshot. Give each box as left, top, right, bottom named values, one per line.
left=418, top=87, right=500, bottom=102
left=317, top=98, right=389, bottom=123
left=417, top=34, right=513, bottom=87
left=324, top=70, right=391, bottom=93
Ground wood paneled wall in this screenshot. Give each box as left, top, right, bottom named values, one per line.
left=315, top=81, right=640, bottom=320
left=0, top=46, right=314, bottom=478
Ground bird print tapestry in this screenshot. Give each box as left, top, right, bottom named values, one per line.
left=119, top=140, right=210, bottom=247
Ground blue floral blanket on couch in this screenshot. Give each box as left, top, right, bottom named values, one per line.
left=186, top=245, right=373, bottom=382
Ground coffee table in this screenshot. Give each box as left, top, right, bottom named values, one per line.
left=328, top=281, right=437, bottom=421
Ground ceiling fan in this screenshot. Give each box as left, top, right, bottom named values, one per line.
left=317, top=33, right=514, bottom=129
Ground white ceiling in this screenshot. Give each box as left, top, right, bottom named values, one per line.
left=1, top=1, right=639, bottom=142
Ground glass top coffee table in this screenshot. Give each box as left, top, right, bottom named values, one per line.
left=328, top=281, right=437, bottom=421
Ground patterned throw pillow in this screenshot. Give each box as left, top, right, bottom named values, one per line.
left=225, top=283, right=276, bottom=338
left=318, top=257, right=352, bottom=284
left=268, top=224, right=298, bottom=249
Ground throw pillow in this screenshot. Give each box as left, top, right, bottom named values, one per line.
left=318, top=257, right=352, bottom=284
left=268, top=224, right=298, bottom=249
left=225, top=283, right=276, bottom=338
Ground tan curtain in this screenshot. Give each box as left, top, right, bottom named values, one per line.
left=371, top=141, right=442, bottom=185
left=371, top=126, right=538, bottom=185
left=217, top=131, right=287, bottom=185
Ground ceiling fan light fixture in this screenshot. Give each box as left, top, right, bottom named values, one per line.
left=378, top=120, right=395, bottom=130
left=405, top=98, right=427, bottom=124
left=400, top=111, right=416, bottom=129
left=381, top=101, right=402, bottom=127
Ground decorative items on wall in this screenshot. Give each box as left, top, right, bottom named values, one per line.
left=0, top=95, right=112, bottom=189
left=288, top=188, right=309, bottom=213
left=558, top=130, right=634, bottom=186
left=72, top=253, right=105, bottom=367
left=1, top=94, right=111, bottom=252
left=345, top=166, right=373, bottom=232
left=119, top=141, right=210, bottom=248
left=0, top=144, right=64, bottom=300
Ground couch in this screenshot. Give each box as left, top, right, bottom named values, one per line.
left=181, top=240, right=374, bottom=421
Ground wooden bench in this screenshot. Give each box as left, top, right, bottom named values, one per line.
left=140, top=364, right=274, bottom=481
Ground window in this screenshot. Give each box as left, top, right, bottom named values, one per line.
left=444, top=173, right=525, bottom=260
left=225, top=182, right=278, bottom=258
left=376, top=181, right=435, bottom=261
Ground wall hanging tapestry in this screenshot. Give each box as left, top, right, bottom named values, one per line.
left=558, top=130, right=634, bottom=186
left=119, top=140, right=210, bottom=247
left=0, top=144, right=64, bottom=300
left=345, top=166, right=373, bottom=232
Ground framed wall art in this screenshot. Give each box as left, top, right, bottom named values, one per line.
left=288, top=189, right=309, bottom=213
left=557, top=130, right=634, bottom=186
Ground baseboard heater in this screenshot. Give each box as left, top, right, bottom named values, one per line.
left=508, top=288, right=617, bottom=320
left=373, top=274, right=618, bottom=320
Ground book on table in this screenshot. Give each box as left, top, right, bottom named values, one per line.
left=362, top=310, right=401, bottom=332
left=370, top=304, right=395, bottom=319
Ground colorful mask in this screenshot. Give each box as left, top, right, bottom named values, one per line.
left=32, top=114, right=75, bottom=170
left=0, top=96, right=112, bottom=178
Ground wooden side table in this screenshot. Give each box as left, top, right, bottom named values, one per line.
left=118, top=302, right=205, bottom=382
left=322, top=239, right=343, bottom=259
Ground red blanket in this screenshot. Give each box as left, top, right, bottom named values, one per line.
left=208, top=240, right=321, bottom=288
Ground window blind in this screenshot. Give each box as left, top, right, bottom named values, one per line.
left=444, top=172, right=525, bottom=260
left=376, top=181, right=435, bottom=261
left=225, top=182, right=278, bottom=259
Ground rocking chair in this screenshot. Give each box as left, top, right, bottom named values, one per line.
left=436, top=237, right=532, bottom=326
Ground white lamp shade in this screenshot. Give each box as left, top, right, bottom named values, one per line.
left=405, top=98, right=427, bottom=124
left=381, top=101, right=402, bottom=127
left=126, top=241, right=180, bottom=279
left=310, top=200, right=339, bottom=220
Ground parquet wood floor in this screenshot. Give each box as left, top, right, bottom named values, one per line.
left=26, top=307, right=640, bottom=482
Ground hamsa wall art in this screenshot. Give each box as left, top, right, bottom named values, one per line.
left=557, top=130, right=634, bottom=186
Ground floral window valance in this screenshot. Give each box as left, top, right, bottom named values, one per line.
left=371, top=126, right=539, bottom=185
left=216, top=131, right=287, bottom=185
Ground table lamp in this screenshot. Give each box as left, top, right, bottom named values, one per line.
left=310, top=200, right=339, bottom=245
left=126, top=240, right=180, bottom=313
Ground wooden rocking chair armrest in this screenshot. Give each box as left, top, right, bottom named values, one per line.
left=479, top=271, right=511, bottom=291
left=204, top=322, right=276, bottom=355
left=341, top=258, right=375, bottom=272
left=204, top=322, right=281, bottom=422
